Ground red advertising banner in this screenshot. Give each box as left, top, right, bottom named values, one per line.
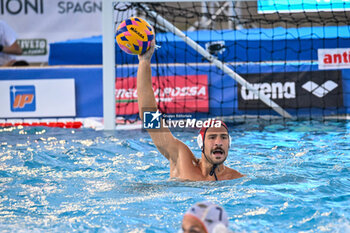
left=115, top=75, right=209, bottom=115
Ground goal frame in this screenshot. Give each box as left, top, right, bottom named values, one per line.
left=102, top=0, right=291, bottom=130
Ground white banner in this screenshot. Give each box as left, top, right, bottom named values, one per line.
left=318, top=48, right=350, bottom=70
left=1, top=0, right=134, bottom=63
left=0, top=79, right=76, bottom=118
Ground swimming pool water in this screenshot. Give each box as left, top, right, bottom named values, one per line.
left=0, top=120, right=349, bottom=232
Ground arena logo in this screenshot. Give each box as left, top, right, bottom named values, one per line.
left=302, top=80, right=338, bottom=98
left=240, top=82, right=296, bottom=100
left=318, top=48, right=350, bottom=69
left=57, top=1, right=102, bottom=14
left=238, top=70, right=343, bottom=110
left=0, top=0, right=43, bottom=15
left=17, top=39, right=47, bottom=55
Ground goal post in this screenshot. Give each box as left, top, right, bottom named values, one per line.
left=102, top=0, right=116, bottom=130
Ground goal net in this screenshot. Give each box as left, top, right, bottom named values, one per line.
left=111, top=1, right=350, bottom=125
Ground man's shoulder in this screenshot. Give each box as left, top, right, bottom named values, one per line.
left=223, top=166, right=244, bottom=180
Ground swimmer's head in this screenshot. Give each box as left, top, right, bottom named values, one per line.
left=197, top=120, right=230, bottom=150
left=197, top=120, right=231, bottom=165
left=181, top=201, right=231, bottom=233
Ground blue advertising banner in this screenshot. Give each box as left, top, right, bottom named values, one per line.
left=1, top=63, right=349, bottom=118
left=49, top=26, right=350, bottom=65
left=258, top=0, right=350, bottom=13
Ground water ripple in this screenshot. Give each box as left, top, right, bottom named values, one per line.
left=0, top=121, right=349, bottom=232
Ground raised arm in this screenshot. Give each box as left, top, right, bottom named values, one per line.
left=137, top=44, right=157, bottom=113
left=137, top=42, right=183, bottom=162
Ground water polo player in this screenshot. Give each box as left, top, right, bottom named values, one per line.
left=137, top=40, right=243, bottom=181
left=180, top=201, right=233, bottom=233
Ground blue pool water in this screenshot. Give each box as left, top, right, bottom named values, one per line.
left=0, top=120, right=349, bottom=232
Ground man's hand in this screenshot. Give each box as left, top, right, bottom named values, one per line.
left=0, top=42, right=22, bottom=55
left=138, top=40, right=155, bottom=62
